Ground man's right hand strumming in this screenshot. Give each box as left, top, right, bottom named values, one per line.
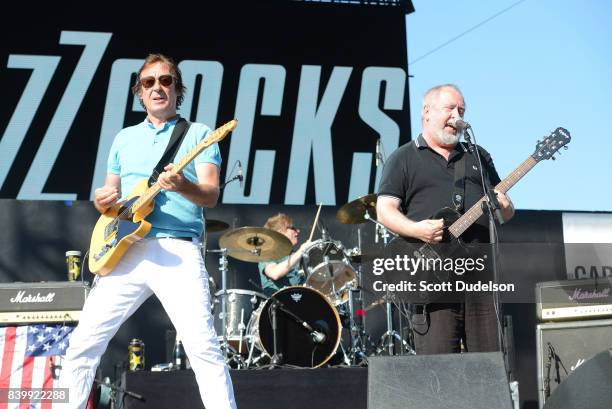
left=94, top=185, right=120, bottom=214
left=411, top=219, right=444, bottom=244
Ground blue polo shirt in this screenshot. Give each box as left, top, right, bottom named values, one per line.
left=107, top=116, right=221, bottom=238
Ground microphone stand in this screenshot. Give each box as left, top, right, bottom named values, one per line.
left=220, top=174, right=242, bottom=190
left=463, top=127, right=507, bottom=373
left=94, top=377, right=145, bottom=407
left=270, top=294, right=325, bottom=343
left=220, top=160, right=243, bottom=190
left=268, top=299, right=283, bottom=368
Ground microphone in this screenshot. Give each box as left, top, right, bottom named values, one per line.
left=311, top=330, right=327, bottom=344
left=375, top=138, right=381, bottom=167
left=451, top=118, right=471, bottom=130
left=300, top=321, right=327, bottom=343
left=237, top=160, right=243, bottom=188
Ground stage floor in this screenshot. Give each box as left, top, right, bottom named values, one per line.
left=123, top=367, right=367, bottom=409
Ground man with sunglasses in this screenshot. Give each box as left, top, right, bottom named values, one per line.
left=60, top=54, right=236, bottom=409
left=258, top=213, right=312, bottom=296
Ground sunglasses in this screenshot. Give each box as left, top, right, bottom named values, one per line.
left=139, top=74, right=175, bottom=89
left=287, top=226, right=300, bottom=232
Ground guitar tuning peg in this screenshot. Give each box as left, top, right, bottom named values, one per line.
left=551, top=156, right=556, bottom=160
left=563, top=146, right=568, bottom=150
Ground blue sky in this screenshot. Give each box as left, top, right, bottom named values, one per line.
left=405, top=0, right=611, bottom=212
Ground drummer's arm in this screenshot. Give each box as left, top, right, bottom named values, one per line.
left=263, top=241, right=311, bottom=280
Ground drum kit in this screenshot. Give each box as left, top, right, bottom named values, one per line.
left=204, top=194, right=414, bottom=369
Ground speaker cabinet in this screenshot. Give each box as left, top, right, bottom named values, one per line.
left=536, top=319, right=612, bottom=408
left=368, top=353, right=512, bottom=409
left=542, top=349, right=612, bottom=409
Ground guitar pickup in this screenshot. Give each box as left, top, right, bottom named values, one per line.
left=93, top=241, right=117, bottom=261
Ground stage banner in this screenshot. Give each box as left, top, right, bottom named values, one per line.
left=562, top=212, right=612, bottom=280
left=1, top=1, right=411, bottom=205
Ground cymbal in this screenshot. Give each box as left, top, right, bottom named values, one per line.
left=364, top=293, right=397, bottom=312
left=336, top=193, right=377, bottom=224
left=206, top=219, right=230, bottom=233
left=219, top=227, right=292, bottom=263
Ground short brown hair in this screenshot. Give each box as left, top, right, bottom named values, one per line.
left=264, top=213, right=293, bottom=233
left=131, top=53, right=187, bottom=109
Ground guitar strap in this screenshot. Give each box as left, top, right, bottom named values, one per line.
left=412, top=138, right=467, bottom=213
left=452, top=144, right=467, bottom=213
left=148, top=117, right=191, bottom=187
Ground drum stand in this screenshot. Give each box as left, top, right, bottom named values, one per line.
left=363, top=214, right=414, bottom=356
left=344, top=226, right=371, bottom=365
left=376, top=292, right=414, bottom=356
left=245, top=331, right=264, bottom=368
left=346, top=281, right=369, bottom=365
left=207, top=248, right=245, bottom=368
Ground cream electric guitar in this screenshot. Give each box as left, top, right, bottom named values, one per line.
left=88, top=119, right=238, bottom=276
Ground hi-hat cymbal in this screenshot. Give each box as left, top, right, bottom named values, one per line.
left=336, top=193, right=377, bottom=224
left=206, top=219, right=230, bottom=233
left=218, top=227, right=292, bottom=263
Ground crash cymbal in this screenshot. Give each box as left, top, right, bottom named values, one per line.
left=336, top=193, right=377, bottom=224
left=206, top=219, right=230, bottom=233
left=219, top=227, right=292, bottom=262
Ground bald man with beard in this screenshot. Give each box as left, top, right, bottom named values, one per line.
left=376, top=84, right=514, bottom=354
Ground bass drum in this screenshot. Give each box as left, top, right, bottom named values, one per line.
left=247, top=286, right=341, bottom=368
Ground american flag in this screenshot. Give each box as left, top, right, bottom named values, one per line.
left=0, top=324, right=74, bottom=409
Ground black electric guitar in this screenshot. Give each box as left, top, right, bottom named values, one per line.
left=384, top=127, right=571, bottom=303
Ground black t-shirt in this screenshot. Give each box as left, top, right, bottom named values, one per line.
left=377, top=134, right=502, bottom=242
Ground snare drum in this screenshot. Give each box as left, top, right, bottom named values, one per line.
left=247, top=286, right=341, bottom=368
left=302, top=239, right=357, bottom=305
left=213, top=289, right=267, bottom=353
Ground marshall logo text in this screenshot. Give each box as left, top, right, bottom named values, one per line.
left=568, top=287, right=611, bottom=301
left=10, top=291, right=56, bottom=304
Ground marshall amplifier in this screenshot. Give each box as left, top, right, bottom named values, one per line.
left=536, top=319, right=612, bottom=408
left=0, top=281, right=90, bottom=324
left=536, top=278, right=612, bottom=321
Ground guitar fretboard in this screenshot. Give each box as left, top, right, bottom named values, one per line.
left=129, top=120, right=237, bottom=215
left=448, top=156, right=537, bottom=238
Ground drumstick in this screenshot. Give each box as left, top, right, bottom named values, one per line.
left=308, top=202, right=323, bottom=241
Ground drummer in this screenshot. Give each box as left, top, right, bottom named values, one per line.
left=258, top=213, right=311, bottom=297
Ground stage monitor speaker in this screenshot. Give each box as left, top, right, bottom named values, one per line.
left=368, top=353, right=512, bottom=409
left=536, top=319, right=612, bottom=408
left=542, top=349, right=612, bottom=409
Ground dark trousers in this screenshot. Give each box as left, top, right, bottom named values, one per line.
left=411, top=298, right=499, bottom=354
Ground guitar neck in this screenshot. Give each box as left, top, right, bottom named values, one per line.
left=448, top=156, right=537, bottom=238
left=130, top=120, right=237, bottom=214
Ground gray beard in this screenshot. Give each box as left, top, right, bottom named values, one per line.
left=434, top=129, right=460, bottom=146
